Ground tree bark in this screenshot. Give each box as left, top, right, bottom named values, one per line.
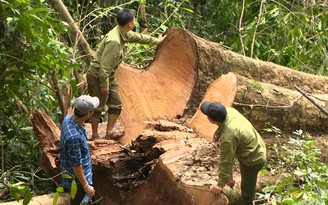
left=31, top=110, right=228, bottom=205
left=30, top=110, right=61, bottom=184
left=138, top=2, right=148, bottom=33
left=188, top=30, right=328, bottom=94
left=115, top=27, right=328, bottom=144
left=188, top=72, right=328, bottom=141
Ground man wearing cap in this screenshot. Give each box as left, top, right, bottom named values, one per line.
left=87, top=8, right=166, bottom=140
left=60, top=95, right=99, bottom=205
left=200, top=101, right=266, bottom=205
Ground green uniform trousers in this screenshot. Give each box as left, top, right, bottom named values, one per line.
left=86, top=72, right=122, bottom=115
left=239, top=161, right=265, bottom=205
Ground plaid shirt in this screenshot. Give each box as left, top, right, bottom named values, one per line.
left=60, top=115, right=92, bottom=189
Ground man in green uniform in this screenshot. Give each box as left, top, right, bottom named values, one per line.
left=87, top=8, right=166, bottom=139
left=200, top=101, right=266, bottom=205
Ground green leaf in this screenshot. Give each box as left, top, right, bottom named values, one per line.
left=22, top=188, right=31, bottom=205
left=281, top=198, right=295, bottom=204
left=53, top=192, right=59, bottom=205
left=56, top=186, right=65, bottom=193
left=70, top=180, right=77, bottom=199
left=182, top=7, right=193, bottom=13
left=316, top=181, right=328, bottom=187
left=26, top=7, right=48, bottom=14
left=62, top=173, right=73, bottom=179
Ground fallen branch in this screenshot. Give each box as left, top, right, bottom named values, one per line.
left=295, top=85, right=328, bottom=116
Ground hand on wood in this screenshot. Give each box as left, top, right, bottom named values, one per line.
left=158, top=34, right=167, bottom=43
left=210, top=185, right=223, bottom=195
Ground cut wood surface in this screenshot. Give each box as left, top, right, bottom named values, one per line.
left=30, top=111, right=229, bottom=205
left=188, top=72, right=238, bottom=141
left=26, top=27, right=328, bottom=205
left=189, top=73, right=328, bottom=140
left=117, top=27, right=198, bottom=144
left=114, top=27, right=328, bottom=144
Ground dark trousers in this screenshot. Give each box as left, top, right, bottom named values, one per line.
left=65, top=185, right=86, bottom=205
left=239, top=162, right=265, bottom=205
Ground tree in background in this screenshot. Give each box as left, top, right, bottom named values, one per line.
left=188, top=0, right=328, bottom=75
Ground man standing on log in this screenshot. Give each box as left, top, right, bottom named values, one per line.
left=200, top=101, right=266, bottom=205
left=87, top=8, right=166, bottom=140
left=60, top=95, right=99, bottom=205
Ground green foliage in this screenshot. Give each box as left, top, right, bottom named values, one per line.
left=124, top=0, right=193, bottom=67
left=1, top=0, right=76, bottom=120
left=0, top=126, right=53, bottom=202
left=0, top=0, right=76, bottom=202
left=188, top=0, right=328, bottom=76
left=260, top=131, right=328, bottom=204
left=53, top=173, right=77, bottom=205
left=10, top=182, right=31, bottom=205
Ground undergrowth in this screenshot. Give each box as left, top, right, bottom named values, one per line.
left=258, top=127, right=328, bottom=204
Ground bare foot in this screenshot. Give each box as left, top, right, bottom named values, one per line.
left=105, top=130, right=125, bottom=140
left=90, top=135, right=100, bottom=140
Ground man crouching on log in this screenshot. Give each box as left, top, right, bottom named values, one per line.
left=60, top=95, right=99, bottom=205
left=200, top=101, right=267, bottom=205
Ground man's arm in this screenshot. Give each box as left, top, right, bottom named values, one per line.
left=217, top=131, right=238, bottom=187
left=72, top=165, right=95, bottom=198
left=126, top=31, right=165, bottom=45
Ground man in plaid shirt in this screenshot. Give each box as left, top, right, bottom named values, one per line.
left=60, top=95, right=99, bottom=205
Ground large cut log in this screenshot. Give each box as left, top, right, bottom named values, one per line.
left=188, top=30, right=328, bottom=95
left=189, top=73, right=328, bottom=141
left=29, top=27, right=328, bottom=205
left=115, top=27, right=328, bottom=144
left=30, top=110, right=229, bottom=205
left=117, top=27, right=198, bottom=144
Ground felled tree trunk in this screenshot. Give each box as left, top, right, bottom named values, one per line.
left=31, top=110, right=228, bottom=205
left=188, top=73, right=328, bottom=141
left=116, top=27, right=328, bottom=144
left=30, top=27, right=328, bottom=205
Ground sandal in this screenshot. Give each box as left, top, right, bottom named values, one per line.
left=106, top=130, right=125, bottom=140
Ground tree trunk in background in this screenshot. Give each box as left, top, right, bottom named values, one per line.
left=51, top=0, right=94, bottom=65
left=189, top=29, right=328, bottom=94
left=138, top=2, right=148, bottom=33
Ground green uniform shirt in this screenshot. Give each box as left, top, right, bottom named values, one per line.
left=89, top=26, right=160, bottom=88
left=214, top=107, right=266, bottom=187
